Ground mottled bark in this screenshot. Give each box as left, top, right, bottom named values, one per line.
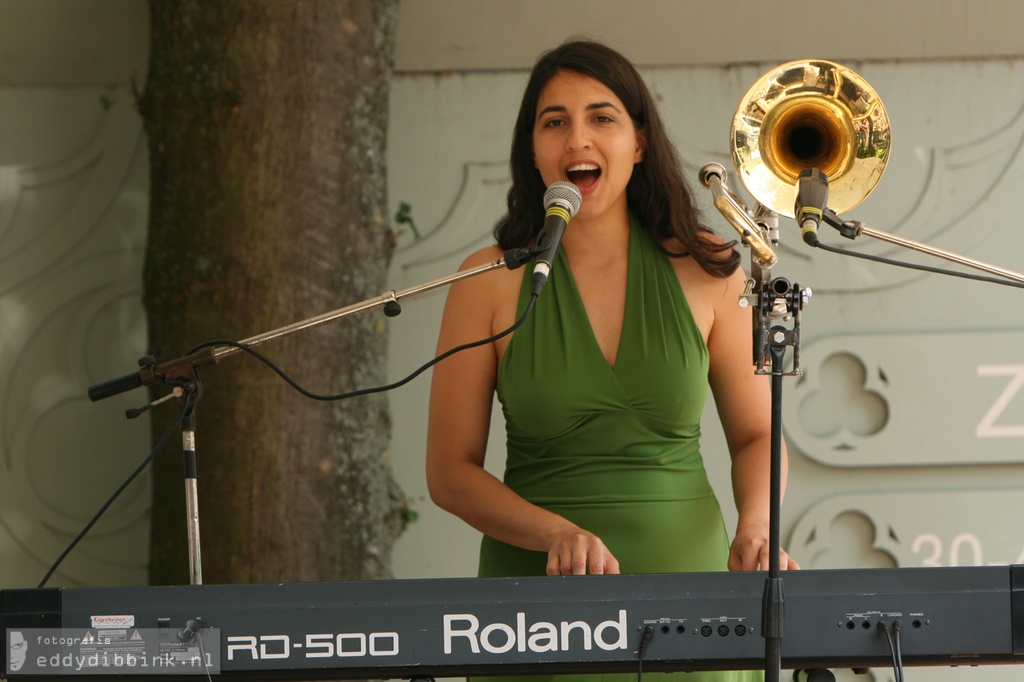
left=142, top=0, right=405, bottom=585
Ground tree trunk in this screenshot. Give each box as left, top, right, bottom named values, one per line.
left=141, top=0, right=406, bottom=585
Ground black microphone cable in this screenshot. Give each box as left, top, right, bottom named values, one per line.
left=182, top=292, right=539, bottom=403
left=177, top=618, right=215, bottom=682
left=893, top=620, right=904, bottom=682
left=811, top=210, right=1024, bottom=290
left=37, top=389, right=192, bottom=588
left=877, top=620, right=904, bottom=682
left=807, top=239, right=1024, bottom=290
left=196, top=628, right=214, bottom=682
left=636, top=624, right=655, bottom=682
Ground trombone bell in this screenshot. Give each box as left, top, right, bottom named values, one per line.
left=731, top=60, right=890, bottom=218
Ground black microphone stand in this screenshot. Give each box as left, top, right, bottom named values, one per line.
left=744, top=209, right=809, bottom=682
left=704, top=161, right=1024, bottom=682
left=88, top=249, right=535, bottom=585
left=701, top=164, right=810, bottom=682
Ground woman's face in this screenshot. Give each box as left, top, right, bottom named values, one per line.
left=532, top=70, right=644, bottom=223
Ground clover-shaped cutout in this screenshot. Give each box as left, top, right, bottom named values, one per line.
left=798, top=352, right=889, bottom=441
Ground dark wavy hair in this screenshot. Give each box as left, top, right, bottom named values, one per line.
left=494, top=39, right=739, bottom=278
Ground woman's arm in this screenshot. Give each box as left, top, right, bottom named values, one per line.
left=705, top=268, right=800, bottom=572
left=425, top=248, right=619, bottom=575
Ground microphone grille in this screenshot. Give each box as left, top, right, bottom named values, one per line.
left=543, top=181, right=582, bottom=217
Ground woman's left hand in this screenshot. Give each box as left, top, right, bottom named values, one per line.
left=728, top=529, right=800, bottom=572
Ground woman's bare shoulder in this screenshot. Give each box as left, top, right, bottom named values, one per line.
left=436, top=244, right=527, bottom=357
left=460, top=245, right=506, bottom=268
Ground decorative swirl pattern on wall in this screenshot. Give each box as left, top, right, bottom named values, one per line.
left=0, top=89, right=151, bottom=588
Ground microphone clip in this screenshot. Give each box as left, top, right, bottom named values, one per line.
left=821, top=208, right=863, bottom=240
left=502, top=246, right=536, bottom=270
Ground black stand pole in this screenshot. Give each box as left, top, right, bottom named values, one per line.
left=703, top=184, right=807, bottom=679
left=740, top=217, right=806, bottom=682
left=761, top=338, right=789, bottom=682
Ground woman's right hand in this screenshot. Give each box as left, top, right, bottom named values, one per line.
left=546, top=527, right=620, bottom=575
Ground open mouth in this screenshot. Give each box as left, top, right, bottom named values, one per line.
left=567, top=163, right=601, bottom=190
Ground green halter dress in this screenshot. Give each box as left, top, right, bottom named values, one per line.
left=483, top=217, right=760, bottom=682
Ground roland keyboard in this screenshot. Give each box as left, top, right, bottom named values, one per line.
left=4, top=565, right=1024, bottom=680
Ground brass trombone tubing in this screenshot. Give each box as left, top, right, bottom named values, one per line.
left=700, top=162, right=778, bottom=267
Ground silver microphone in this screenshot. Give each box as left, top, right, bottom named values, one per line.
left=530, top=181, right=582, bottom=297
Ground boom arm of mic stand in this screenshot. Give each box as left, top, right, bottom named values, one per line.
left=212, top=255, right=521, bottom=361
left=823, top=210, right=1024, bottom=285
left=88, top=253, right=526, bottom=405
